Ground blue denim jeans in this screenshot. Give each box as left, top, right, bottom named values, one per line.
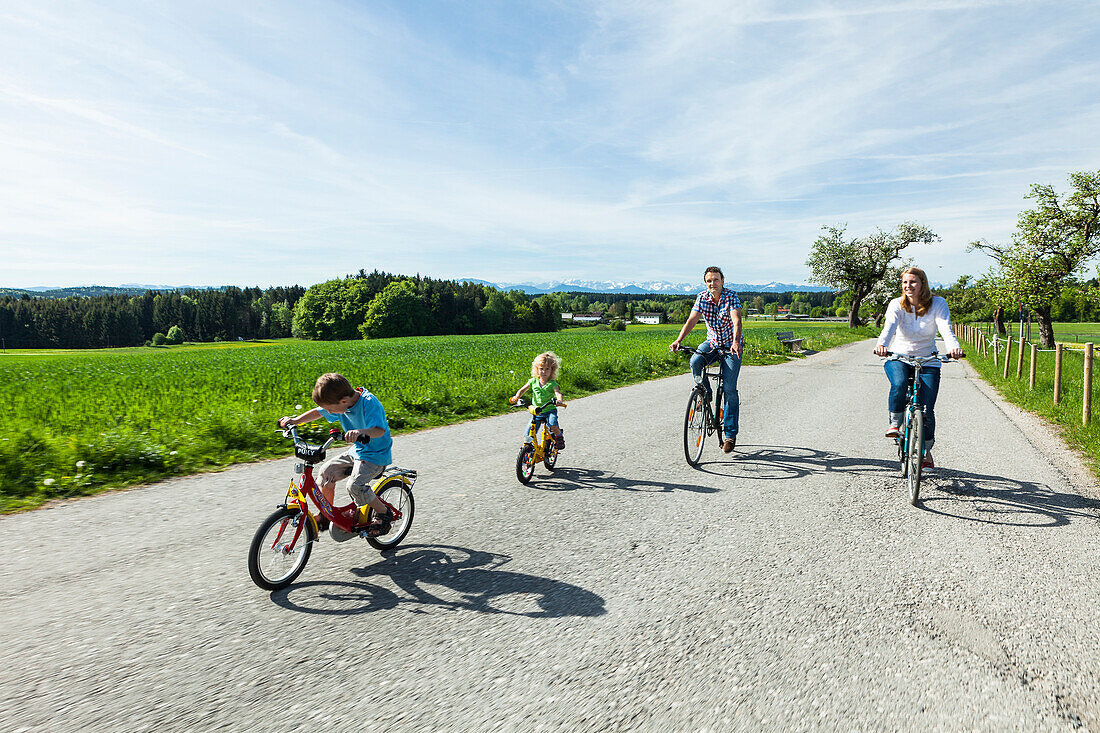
left=884, top=360, right=941, bottom=448
left=690, top=341, right=741, bottom=438
left=523, top=409, right=559, bottom=439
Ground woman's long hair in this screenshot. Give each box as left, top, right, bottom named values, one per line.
left=899, top=266, right=933, bottom=317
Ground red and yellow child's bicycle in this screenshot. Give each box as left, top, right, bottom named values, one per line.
left=247, top=425, right=417, bottom=591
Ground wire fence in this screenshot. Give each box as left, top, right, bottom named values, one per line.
left=958, top=323, right=1096, bottom=426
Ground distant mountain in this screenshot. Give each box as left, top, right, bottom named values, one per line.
left=461, top=278, right=834, bottom=295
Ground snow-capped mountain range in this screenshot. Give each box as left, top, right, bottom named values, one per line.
left=461, top=278, right=835, bottom=295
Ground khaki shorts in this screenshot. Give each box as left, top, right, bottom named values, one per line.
left=319, top=453, right=386, bottom=506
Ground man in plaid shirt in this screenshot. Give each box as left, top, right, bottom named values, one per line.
left=670, top=266, right=744, bottom=453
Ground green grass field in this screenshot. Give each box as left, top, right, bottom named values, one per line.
left=969, top=321, right=1100, bottom=344
left=0, top=322, right=874, bottom=512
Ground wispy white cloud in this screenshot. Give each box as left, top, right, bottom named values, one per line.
left=0, top=0, right=1097, bottom=287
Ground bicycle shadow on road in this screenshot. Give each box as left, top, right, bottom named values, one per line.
left=693, top=445, right=839, bottom=480
left=814, top=454, right=1100, bottom=527
left=530, top=466, right=719, bottom=494
left=690, top=447, right=1099, bottom=527
left=269, top=544, right=607, bottom=618
left=917, top=470, right=1100, bottom=527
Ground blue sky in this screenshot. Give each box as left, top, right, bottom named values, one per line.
left=1, top=0, right=1098, bottom=288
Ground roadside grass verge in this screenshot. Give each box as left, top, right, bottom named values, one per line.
left=0, top=323, right=873, bottom=512
left=959, top=329, right=1100, bottom=476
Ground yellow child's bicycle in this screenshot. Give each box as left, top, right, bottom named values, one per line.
left=510, top=398, right=565, bottom=484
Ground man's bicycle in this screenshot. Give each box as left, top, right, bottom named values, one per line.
left=883, top=351, right=963, bottom=505
left=677, top=344, right=734, bottom=466
left=510, top=398, right=565, bottom=484
left=247, top=425, right=417, bottom=590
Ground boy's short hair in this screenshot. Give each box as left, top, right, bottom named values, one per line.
left=312, top=373, right=356, bottom=405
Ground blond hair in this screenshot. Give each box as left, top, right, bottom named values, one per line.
left=899, top=267, right=933, bottom=317
left=531, top=351, right=561, bottom=381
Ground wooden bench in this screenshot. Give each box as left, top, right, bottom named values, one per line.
left=776, top=330, right=804, bottom=352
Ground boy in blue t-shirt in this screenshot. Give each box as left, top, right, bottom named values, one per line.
left=279, top=373, right=394, bottom=539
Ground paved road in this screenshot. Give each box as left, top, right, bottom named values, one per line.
left=3, top=339, right=1099, bottom=732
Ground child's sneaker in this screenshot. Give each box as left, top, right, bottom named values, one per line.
left=921, top=452, right=935, bottom=469
left=885, top=426, right=900, bottom=439
left=555, top=433, right=565, bottom=450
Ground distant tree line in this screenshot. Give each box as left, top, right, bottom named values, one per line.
left=0, top=286, right=304, bottom=349
left=291, top=270, right=560, bottom=340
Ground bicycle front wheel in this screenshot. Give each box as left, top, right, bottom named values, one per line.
left=684, top=390, right=707, bottom=466
left=907, top=410, right=924, bottom=505
left=516, top=444, right=536, bottom=483
left=366, top=480, right=415, bottom=550
left=248, top=507, right=315, bottom=591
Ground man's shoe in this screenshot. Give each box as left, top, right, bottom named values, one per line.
left=885, top=426, right=900, bottom=439
left=722, top=438, right=736, bottom=453
left=921, top=452, right=935, bottom=469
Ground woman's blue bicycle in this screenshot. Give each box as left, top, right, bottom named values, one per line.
left=884, top=351, right=963, bottom=504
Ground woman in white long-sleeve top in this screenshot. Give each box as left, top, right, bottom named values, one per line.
left=873, top=266, right=964, bottom=469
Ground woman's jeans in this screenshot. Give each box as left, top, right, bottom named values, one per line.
left=884, top=360, right=940, bottom=448
left=690, top=342, right=741, bottom=438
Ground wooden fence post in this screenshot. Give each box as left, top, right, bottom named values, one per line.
left=1085, top=343, right=1094, bottom=426
left=1054, top=343, right=1063, bottom=406
left=1003, top=336, right=1012, bottom=378
left=1029, top=343, right=1037, bottom=390
left=1016, top=336, right=1024, bottom=379
left=994, top=335, right=1000, bottom=368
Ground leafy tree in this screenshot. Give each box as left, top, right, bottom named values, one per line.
left=151, top=332, right=167, bottom=346
left=970, top=171, right=1100, bottom=347
left=360, top=280, right=434, bottom=339
left=165, top=325, right=184, bottom=344
left=807, top=222, right=938, bottom=327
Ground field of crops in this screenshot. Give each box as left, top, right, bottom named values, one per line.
left=0, top=322, right=874, bottom=511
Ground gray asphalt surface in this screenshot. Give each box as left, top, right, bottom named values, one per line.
left=3, top=339, right=1099, bottom=732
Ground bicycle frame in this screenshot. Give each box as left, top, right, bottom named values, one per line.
left=889, top=354, right=944, bottom=458
left=683, top=345, right=734, bottom=435
left=523, top=408, right=557, bottom=463
left=280, top=427, right=413, bottom=539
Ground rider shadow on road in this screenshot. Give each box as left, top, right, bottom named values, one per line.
left=532, top=466, right=719, bottom=494
left=270, top=544, right=607, bottom=618
left=916, top=470, right=1100, bottom=527
left=695, top=446, right=1100, bottom=528
left=693, top=445, right=837, bottom=480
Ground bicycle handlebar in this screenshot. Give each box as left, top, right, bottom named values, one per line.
left=510, top=398, right=566, bottom=409
left=277, top=423, right=355, bottom=448
left=676, top=344, right=736, bottom=355
left=878, top=351, right=965, bottom=363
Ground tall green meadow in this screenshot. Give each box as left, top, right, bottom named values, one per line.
left=0, top=323, right=873, bottom=511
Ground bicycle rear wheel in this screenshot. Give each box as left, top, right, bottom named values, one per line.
left=907, top=410, right=924, bottom=505
left=543, top=428, right=559, bottom=470
left=248, top=507, right=315, bottom=591
left=684, top=389, right=707, bottom=466
left=366, top=480, right=415, bottom=550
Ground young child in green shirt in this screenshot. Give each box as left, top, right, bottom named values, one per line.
left=510, top=351, right=566, bottom=449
